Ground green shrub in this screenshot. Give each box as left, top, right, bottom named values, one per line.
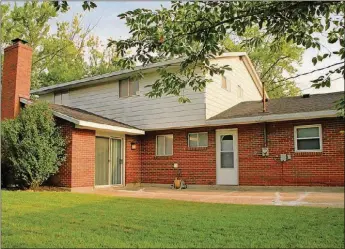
left=1, top=102, right=66, bottom=189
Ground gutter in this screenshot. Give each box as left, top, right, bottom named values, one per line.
left=206, top=110, right=338, bottom=126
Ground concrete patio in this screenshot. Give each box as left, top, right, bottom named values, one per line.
left=75, top=185, right=344, bottom=208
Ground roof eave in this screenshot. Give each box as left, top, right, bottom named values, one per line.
left=19, top=98, right=145, bottom=135
left=206, top=110, right=338, bottom=126
left=30, top=58, right=185, bottom=95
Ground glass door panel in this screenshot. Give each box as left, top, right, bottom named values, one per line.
left=111, top=139, right=122, bottom=185
left=95, top=137, right=110, bottom=185
left=220, top=135, right=234, bottom=168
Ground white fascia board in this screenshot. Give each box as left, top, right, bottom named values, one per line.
left=53, top=111, right=145, bottom=135
left=20, top=97, right=145, bottom=135
left=206, top=110, right=338, bottom=126
left=76, top=120, right=145, bottom=135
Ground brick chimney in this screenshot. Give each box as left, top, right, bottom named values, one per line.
left=1, top=38, right=33, bottom=120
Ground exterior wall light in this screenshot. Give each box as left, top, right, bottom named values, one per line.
left=131, top=142, right=137, bottom=150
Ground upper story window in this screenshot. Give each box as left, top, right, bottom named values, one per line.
left=119, top=78, right=139, bottom=98
left=294, top=124, right=322, bottom=152
left=221, top=75, right=231, bottom=91
left=156, top=135, right=173, bottom=156
left=237, top=85, right=243, bottom=98
left=188, top=132, right=208, bottom=147
left=54, top=91, right=69, bottom=104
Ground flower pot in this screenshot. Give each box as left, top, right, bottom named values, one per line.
left=174, top=178, right=181, bottom=189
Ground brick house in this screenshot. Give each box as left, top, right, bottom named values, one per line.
left=2, top=39, right=344, bottom=190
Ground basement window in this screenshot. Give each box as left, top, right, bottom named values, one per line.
left=156, top=135, right=173, bottom=156
left=294, top=124, right=322, bottom=152
left=119, top=78, right=139, bottom=98
left=188, top=132, right=208, bottom=147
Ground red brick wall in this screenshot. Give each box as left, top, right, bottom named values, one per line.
left=70, top=128, right=95, bottom=188
left=54, top=119, right=96, bottom=188
left=1, top=41, right=33, bottom=120
left=125, top=135, right=142, bottom=184
left=141, top=127, right=216, bottom=185
left=137, top=118, right=344, bottom=186
left=54, top=119, right=73, bottom=187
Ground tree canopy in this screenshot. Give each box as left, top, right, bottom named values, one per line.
left=1, top=1, right=119, bottom=89
left=107, top=1, right=343, bottom=103
left=223, top=27, right=303, bottom=98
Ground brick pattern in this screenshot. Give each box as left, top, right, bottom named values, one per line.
left=1, top=42, right=33, bottom=120
left=141, top=127, right=217, bottom=185
left=70, top=128, right=95, bottom=187
left=53, top=119, right=96, bottom=188
left=135, top=118, right=344, bottom=186
left=54, top=119, right=74, bottom=187
left=125, top=135, right=142, bottom=184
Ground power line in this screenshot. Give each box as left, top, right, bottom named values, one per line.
left=266, top=61, right=343, bottom=92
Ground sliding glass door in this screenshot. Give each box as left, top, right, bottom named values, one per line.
left=95, top=137, right=122, bottom=186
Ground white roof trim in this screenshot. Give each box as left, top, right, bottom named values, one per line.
left=206, top=110, right=338, bottom=126
left=20, top=98, right=145, bottom=135
left=240, top=55, right=268, bottom=99
left=31, top=52, right=261, bottom=95
left=31, top=58, right=185, bottom=95
left=53, top=111, right=145, bottom=135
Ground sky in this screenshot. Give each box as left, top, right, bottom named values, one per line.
left=10, top=1, right=345, bottom=94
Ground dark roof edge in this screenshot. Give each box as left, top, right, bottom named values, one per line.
left=19, top=98, right=145, bottom=135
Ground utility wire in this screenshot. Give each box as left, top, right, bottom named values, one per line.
left=266, top=61, right=343, bottom=92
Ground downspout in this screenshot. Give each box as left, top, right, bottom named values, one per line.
left=262, top=82, right=267, bottom=113
left=263, top=122, right=267, bottom=148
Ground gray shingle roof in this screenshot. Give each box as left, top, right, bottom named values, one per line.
left=50, top=104, right=141, bottom=130
left=209, top=91, right=344, bottom=120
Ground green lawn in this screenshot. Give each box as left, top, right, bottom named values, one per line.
left=2, top=191, right=344, bottom=248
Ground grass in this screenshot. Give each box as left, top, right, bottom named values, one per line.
left=2, top=191, right=344, bottom=248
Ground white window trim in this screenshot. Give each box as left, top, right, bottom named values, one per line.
left=294, top=124, right=323, bottom=152
left=156, top=134, right=173, bottom=156
left=188, top=132, right=208, bottom=148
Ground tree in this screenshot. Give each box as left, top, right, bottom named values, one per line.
left=223, top=27, right=304, bottom=98
left=1, top=1, right=120, bottom=89
left=1, top=102, right=66, bottom=189
left=107, top=1, right=343, bottom=104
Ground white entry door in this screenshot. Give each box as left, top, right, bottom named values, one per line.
left=216, top=129, right=238, bottom=185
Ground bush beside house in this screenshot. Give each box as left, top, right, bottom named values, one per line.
left=1, top=102, right=66, bottom=189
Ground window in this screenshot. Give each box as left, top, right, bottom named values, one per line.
left=294, top=125, right=322, bottom=152
left=221, top=75, right=231, bottom=91
left=221, top=75, right=227, bottom=90
left=156, top=135, right=173, bottom=156
left=237, top=85, right=243, bottom=98
left=54, top=91, right=68, bottom=104
left=220, top=135, right=234, bottom=168
left=119, top=78, right=139, bottom=98
left=188, top=132, right=208, bottom=147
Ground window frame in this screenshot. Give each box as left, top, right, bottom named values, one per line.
left=294, top=124, right=323, bottom=152
left=221, top=75, right=227, bottom=90
left=221, top=75, right=231, bottom=92
left=156, top=134, right=173, bottom=156
left=188, top=132, right=208, bottom=148
left=119, top=78, right=139, bottom=98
